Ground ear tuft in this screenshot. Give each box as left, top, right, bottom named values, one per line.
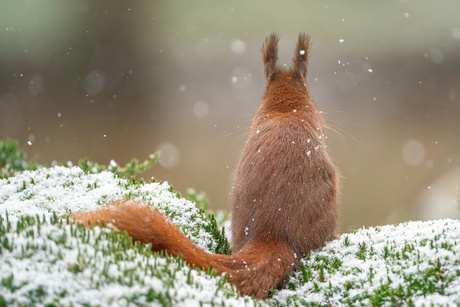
left=292, top=33, right=310, bottom=81
left=261, top=33, right=280, bottom=82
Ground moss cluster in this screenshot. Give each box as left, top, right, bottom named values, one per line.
left=0, top=214, right=245, bottom=306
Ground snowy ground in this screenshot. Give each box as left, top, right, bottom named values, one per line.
left=1, top=166, right=459, bottom=306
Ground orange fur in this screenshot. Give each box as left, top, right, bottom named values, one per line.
left=73, top=34, right=338, bottom=299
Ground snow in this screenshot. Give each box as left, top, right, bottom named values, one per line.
left=0, top=166, right=215, bottom=252
left=1, top=166, right=460, bottom=306
left=0, top=166, right=249, bottom=306
left=273, top=219, right=460, bottom=306
left=0, top=220, right=246, bottom=306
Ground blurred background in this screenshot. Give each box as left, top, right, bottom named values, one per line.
left=1, top=0, right=459, bottom=232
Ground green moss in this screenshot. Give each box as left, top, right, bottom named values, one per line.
left=0, top=138, right=159, bottom=180
left=0, top=139, right=41, bottom=179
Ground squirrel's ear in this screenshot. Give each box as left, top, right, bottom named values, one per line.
left=262, top=33, right=280, bottom=82
left=292, top=33, right=310, bottom=81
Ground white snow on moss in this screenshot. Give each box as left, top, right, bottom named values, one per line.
left=0, top=166, right=215, bottom=252
left=273, top=219, right=460, bottom=306
left=0, top=166, right=252, bottom=306
left=0, top=217, right=250, bottom=306
left=1, top=166, right=459, bottom=306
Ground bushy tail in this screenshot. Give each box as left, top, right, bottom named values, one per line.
left=73, top=201, right=298, bottom=298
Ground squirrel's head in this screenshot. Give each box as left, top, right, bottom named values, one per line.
left=260, top=33, right=315, bottom=113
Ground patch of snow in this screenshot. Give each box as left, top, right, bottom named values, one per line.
left=0, top=166, right=214, bottom=252
left=272, top=219, right=460, bottom=306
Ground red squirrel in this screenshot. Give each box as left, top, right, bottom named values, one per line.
left=73, top=33, right=339, bottom=299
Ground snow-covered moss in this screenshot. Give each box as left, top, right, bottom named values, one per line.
left=0, top=214, right=248, bottom=306
left=1, top=166, right=460, bottom=306
left=0, top=167, right=243, bottom=306
left=0, top=166, right=229, bottom=254
left=273, top=219, right=460, bottom=306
